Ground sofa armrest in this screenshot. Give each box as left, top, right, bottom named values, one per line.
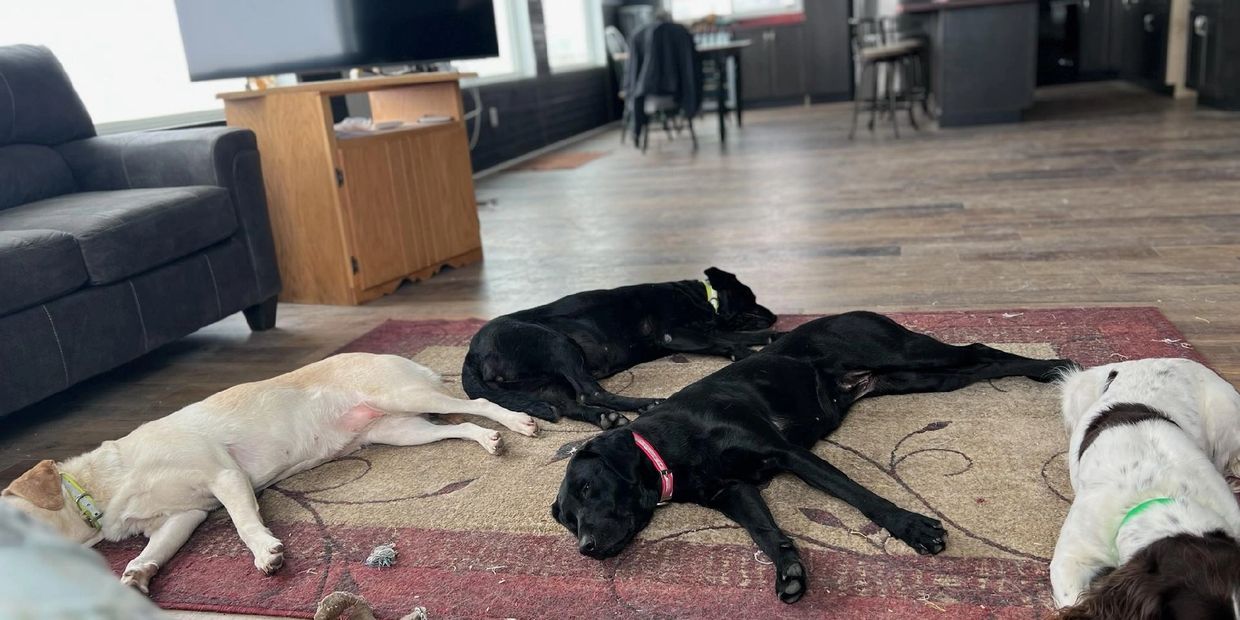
left=57, top=128, right=281, bottom=299
left=57, top=127, right=250, bottom=191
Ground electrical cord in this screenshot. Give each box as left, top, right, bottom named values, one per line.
left=463, top=87, right=483, bottom=150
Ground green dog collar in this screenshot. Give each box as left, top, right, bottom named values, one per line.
left=701, top=280, right=719, bottom=313
left=61, top=473, right=103, bottom=530
left=1118, top=496, right=1174, bottom=534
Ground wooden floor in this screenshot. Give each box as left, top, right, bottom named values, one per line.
left=3, top=81, right=1239, bottom=482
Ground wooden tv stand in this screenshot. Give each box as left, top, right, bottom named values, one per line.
left=219, top=73, right=482, bottom=305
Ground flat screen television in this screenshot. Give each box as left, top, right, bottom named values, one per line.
left=174, top=0, right=498, bottom=81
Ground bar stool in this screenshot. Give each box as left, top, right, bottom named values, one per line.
left=849, top=17, right=927, bottom=139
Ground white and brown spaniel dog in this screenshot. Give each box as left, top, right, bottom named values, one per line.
left=1051, top=358, right=1240, bottom=619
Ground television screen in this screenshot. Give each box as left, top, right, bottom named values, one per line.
left=174, top=0, right=498, bottom=81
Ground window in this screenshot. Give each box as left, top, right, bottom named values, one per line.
left=731, top=0, right=804, bottom=17
left=0, top=0, right=245, bottom=130
left=669, top=0, right=804, bottom=21
left=541, top=0, right=606, bottom=72
left=454, top=0, right=536, bottom=83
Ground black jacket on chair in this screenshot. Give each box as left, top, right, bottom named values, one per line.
left=624, top=21, right=703, bottom=144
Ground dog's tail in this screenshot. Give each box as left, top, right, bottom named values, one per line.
left=461, top=353, right=557, bottom=421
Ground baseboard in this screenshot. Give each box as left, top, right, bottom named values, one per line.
left=742, top=96, right=809, bottom=110
left=473, top=121, right=621, bottom=180
left=1197, top=95, right=1240, bottom=111
left=1130, top=79, right=1174, bottom=96
left=810, top=92, right=852, bottom=104
left=938, top=109, right=1024, bottom=127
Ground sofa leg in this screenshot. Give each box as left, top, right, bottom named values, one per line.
left=243, top=296, right=278, bottom=331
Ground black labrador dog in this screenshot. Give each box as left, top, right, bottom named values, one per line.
left=462, top=268, right=779, bottom=429
left=552, top=311, right=1075, bottom=603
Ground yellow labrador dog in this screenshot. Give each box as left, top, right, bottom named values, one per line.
left=1, top=353, right=537, bottom=594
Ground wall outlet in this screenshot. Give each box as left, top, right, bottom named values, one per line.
left=489, top=107, right=500, bottom=128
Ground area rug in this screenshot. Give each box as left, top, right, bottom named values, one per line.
left=97, top=307, right=1214, bottom=619
left=509, top=150, right=609, bottom=171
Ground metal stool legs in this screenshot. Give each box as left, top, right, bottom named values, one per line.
left=849, top=55, right=922, bottom=139
left=849, top=63, right=865, bottom=139
left=885, top=60, right=900, bottom=138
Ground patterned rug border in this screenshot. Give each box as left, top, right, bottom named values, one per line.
left=105, top=522, right=1054, bottom=619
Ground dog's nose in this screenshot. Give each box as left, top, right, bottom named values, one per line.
left=578, top=534, right=596, bottom=555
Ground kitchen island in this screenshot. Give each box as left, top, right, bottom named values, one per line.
left=899, top=0, right=1039, bottom=126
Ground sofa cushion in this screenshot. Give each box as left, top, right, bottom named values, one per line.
left=0, top=229, right=87, bottom=315
left=0, top=145, right=77, bottom=210
left=0, top=45, right=95, bottom=147
left=0, top=187, right=237, bottom=285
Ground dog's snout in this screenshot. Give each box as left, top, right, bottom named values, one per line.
left=578, top=534, right=597, bottom=555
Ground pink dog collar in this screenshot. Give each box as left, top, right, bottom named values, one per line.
left=632, top=431, right=674, bottom=505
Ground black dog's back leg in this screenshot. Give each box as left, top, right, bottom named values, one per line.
left=461, top=353, right=562, bottom=421
left=708, top=482, right=806, bottom=604
left=841, top=313, right=1073, bottom=382
left=867, top=358, right=1067, bottom=397
left=777, top=447, right=946, bottom=555
left=546, top=343, right=661, bottom=415
left=894, top=338, right=1070, bottom=382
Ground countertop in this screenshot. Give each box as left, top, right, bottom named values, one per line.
left=898, top=0, right=1036, bottom=14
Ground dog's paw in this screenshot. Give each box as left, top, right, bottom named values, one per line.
left=636, top=399, right=663, bottom=413
left=597, top=411, right=630, bottom=429
left=253, top=539, right=285, bottom=575
left=481, top=431, right=504, bottom=455
left=121, top=560, right=159, bottom=595
left=887, top=511, right=947, bottom=555
left=730, top=347, right=755, bottom=362
left=506, top=414, right=540, bottom=437
left=775, top=559, right=806, bottom=604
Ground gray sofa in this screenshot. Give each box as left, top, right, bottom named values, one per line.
left=0, top=45, right=281, bottom=417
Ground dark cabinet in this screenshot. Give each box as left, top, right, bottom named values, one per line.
left=1043, top=0, right=1172, bottom=90
left=1116, top=0, right=1170, bottom=87
left=736, top=27, right=772, bottom=101
left=1078, top=0, right=1113, bottom=74
left=732, top=1, right=852, bottom=105
left=771, top=26, right=808, bottom=98
left=1187, top=0, right=1240, bottom=109
left=1187, top=0, right=1223, bottom=100
left=1107, top=0, right=1127, bottom=69
left=734, top=25, right=807, bottom=101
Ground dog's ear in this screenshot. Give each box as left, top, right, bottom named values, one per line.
left=1, top=460, right=64, bottom=511
left=704, top=267, right=738, bottom=286
left=593, top=431, right=645, bottom=485
left=1056, top=554, right=1163, bottom=620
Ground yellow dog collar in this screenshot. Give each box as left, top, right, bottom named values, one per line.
left=61, top=473, right=103, bottom=530
left=701, top=280, right=719, bottom=313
